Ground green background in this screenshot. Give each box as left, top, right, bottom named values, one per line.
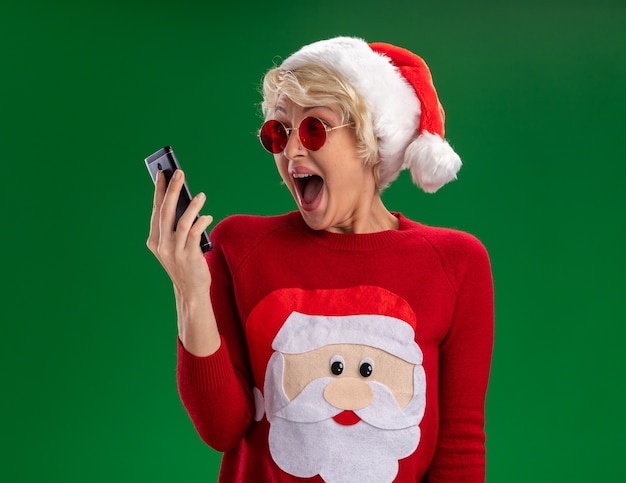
left=2, top=0, right=625, bottom=481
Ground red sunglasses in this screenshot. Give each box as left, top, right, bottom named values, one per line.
left=258, top=116, right=354, bottom=154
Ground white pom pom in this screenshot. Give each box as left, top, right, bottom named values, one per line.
left=404, top=132, right=462, bottom=193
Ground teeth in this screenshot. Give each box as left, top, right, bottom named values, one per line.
left=292, top=173, right=314, bottom=179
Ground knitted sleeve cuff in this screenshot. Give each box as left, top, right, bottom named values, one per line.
left=176, top=336, right=237, bottom=390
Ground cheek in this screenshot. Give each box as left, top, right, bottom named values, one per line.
left=283, top=353, right=329, bottom=401
left=274, top=157, right=290, bottom=183
left=326, top=165, right=367, bottom=197
left=370, top=359, right=416, bottom=409
left=330, top=154, right=370, bottom=185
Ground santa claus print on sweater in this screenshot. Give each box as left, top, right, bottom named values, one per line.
left=247, top=285, right=426, bottom=483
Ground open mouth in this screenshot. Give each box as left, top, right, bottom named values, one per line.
left=293, top=173, right=324, bottom=210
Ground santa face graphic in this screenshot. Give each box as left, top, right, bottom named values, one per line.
left=252, top=306, right=426, bottom=483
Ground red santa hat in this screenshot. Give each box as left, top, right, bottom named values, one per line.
left=279, top=36, right=461, bottom=192
left=245, top=286, right=422, bottom=392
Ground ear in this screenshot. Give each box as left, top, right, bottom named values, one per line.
left=253, top=387, right=265, bottom=422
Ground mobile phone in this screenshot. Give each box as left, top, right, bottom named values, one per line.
left=145, top=146, right=212, bottom=252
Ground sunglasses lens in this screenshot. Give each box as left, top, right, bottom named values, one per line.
left=259, top=120, right=287, bottom=153
left=299, top=117, right=327, bottom=151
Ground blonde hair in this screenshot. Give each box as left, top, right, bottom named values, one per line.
left=261, top=62, right=382, bottom=187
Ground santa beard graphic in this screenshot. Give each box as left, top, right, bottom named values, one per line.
left=260, top=351, right=426, bottom=483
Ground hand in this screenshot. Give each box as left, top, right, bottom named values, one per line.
left=147, top=169, right=220, bottom=355
left=147, top=168, right=213, bottom=292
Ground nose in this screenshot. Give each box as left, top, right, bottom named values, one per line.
left=282, top=126, right=306, bottom=159
left=323, top=377, right=374, bottom=410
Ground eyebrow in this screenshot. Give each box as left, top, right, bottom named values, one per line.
left=274, top=105, right=327, bottom=116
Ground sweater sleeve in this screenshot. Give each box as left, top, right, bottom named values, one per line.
left=176, top=221, right=255, bottom=452
left=425, top=231, right=495, bottom=482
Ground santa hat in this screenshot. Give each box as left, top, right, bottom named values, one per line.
left=273, top=311, right=422, bottom=364
left=280, top=36, right=461, bottom=192
left=245, top=286, right=422, bottom=392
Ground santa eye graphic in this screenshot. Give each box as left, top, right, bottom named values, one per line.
left=359, top=358, right=374, bottom=377
left=329, top=355, right=375, bottom=378
left=330, top=355, right=345, bottom=375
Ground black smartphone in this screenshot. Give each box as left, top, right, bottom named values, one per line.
left=145, top=146, right=212, bottom=252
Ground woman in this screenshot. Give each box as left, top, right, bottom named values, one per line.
left=147, top=36, right=494, bottom=482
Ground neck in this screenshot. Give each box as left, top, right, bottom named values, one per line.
left=327, top=196, right=399, bottom=234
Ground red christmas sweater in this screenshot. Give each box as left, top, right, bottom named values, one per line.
left=177, top=211, right=494, bottom=482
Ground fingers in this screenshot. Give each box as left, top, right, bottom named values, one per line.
left=149, top=169, right=213, bottom=257
left=147, top=170, right=168, bottom=254
left=174, top=192, right=213, bottom=252
left=160, top=169, right=185, bottom=247
left=188, top=214, right=214, bottom=250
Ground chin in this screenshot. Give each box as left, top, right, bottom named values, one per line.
left=293, top=196, right=331, bottom=231
left=298, top=211, right=327, bottom=231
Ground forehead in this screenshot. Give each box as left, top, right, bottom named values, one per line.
left=285, top=343, right=399, bottom=362
left=274, top=94, right=341, bottom=120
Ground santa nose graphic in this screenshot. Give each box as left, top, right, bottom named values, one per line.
left=324, top=376, right=374, bottom=426
left=324, top=377, right=374, bottom=410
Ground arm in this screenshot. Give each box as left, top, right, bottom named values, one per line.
left=146, top=168, right=219, bottom=356
left=147, top=169, right=254, bottom=451
left=177, top=235, right=255, bottom=451
left=426, top=233, right=495, bottom=482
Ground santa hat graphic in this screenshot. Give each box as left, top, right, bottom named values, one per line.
left=280, top=36, right=461, bottom=192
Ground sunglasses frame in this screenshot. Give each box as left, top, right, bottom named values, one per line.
left=258, top=116, right=354, bottom=154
